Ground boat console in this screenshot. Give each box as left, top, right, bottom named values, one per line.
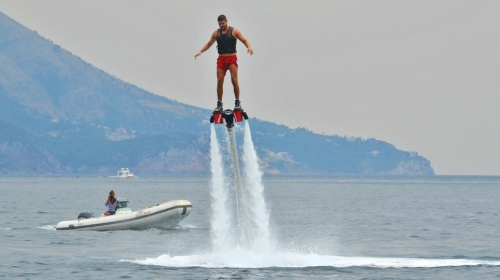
left=116, top=198, right=132, bottom=214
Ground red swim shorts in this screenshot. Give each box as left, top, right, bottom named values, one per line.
left=217, top=55, right=238, bottom=72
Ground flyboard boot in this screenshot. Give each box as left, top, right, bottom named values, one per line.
left=210, top=101, right=248, bottom=128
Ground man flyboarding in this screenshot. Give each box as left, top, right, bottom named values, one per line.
left=195, top=14, right=253, bottom=112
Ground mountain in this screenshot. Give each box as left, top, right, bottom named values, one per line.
left=0, top=12, right=434, bottom=175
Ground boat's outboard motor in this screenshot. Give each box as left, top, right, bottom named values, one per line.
left=77, top=212, right=95, bottom=220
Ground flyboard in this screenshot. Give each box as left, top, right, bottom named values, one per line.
left=210, top=109, right=251, bottom=239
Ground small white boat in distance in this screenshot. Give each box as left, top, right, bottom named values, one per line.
left=56, top=198, right=192, bottom=231
left=113, top=168, right=136, bottom=178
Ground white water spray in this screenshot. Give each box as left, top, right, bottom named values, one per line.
left=241, top=121, right=272, bottom=252
left=225, top=125, right=252, bottom=247
left=209, top=120, right=272, bottom=252
left=209, top=124, right=231, bottom=250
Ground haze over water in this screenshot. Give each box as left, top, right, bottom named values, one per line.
left=1, top=175, right=500, bottom=279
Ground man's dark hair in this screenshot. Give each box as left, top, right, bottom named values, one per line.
left=218, top=15, right=227, bottom=21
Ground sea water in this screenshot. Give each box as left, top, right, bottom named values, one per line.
left=1, top=176, right=500, bottom=279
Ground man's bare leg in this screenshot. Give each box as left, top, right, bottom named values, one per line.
left=228, top=65, right=240, bottom=100
left=216, top=69, right=226, bottom=101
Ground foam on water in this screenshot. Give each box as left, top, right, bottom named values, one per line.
left=129, top=250, right=500, bottom=268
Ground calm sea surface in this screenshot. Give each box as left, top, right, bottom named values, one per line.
left=1, top=176, right=500, bottom=279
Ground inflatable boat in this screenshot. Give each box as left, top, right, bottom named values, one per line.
left=56, top=198, right=192, bottom=231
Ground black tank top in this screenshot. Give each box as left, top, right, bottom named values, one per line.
left=217, top=27, right=237, bottom=54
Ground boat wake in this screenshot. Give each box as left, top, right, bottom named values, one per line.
left=0, top=225, right=56, bottom=231
left=177, top=224, right=197, bottom=229
left=127, top=250, right=500, bottom=268
left=36, top=225, right=57, bottom=231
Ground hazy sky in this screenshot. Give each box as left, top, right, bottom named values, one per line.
left=1, top=1, right=499, bottom=175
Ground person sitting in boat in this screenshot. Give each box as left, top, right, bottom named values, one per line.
left=104, top=190, right=120, bottom=216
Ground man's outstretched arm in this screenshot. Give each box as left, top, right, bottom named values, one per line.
left=195, top=31, right=218, bottom=59
left=233, top=29, right=253, bottom=55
